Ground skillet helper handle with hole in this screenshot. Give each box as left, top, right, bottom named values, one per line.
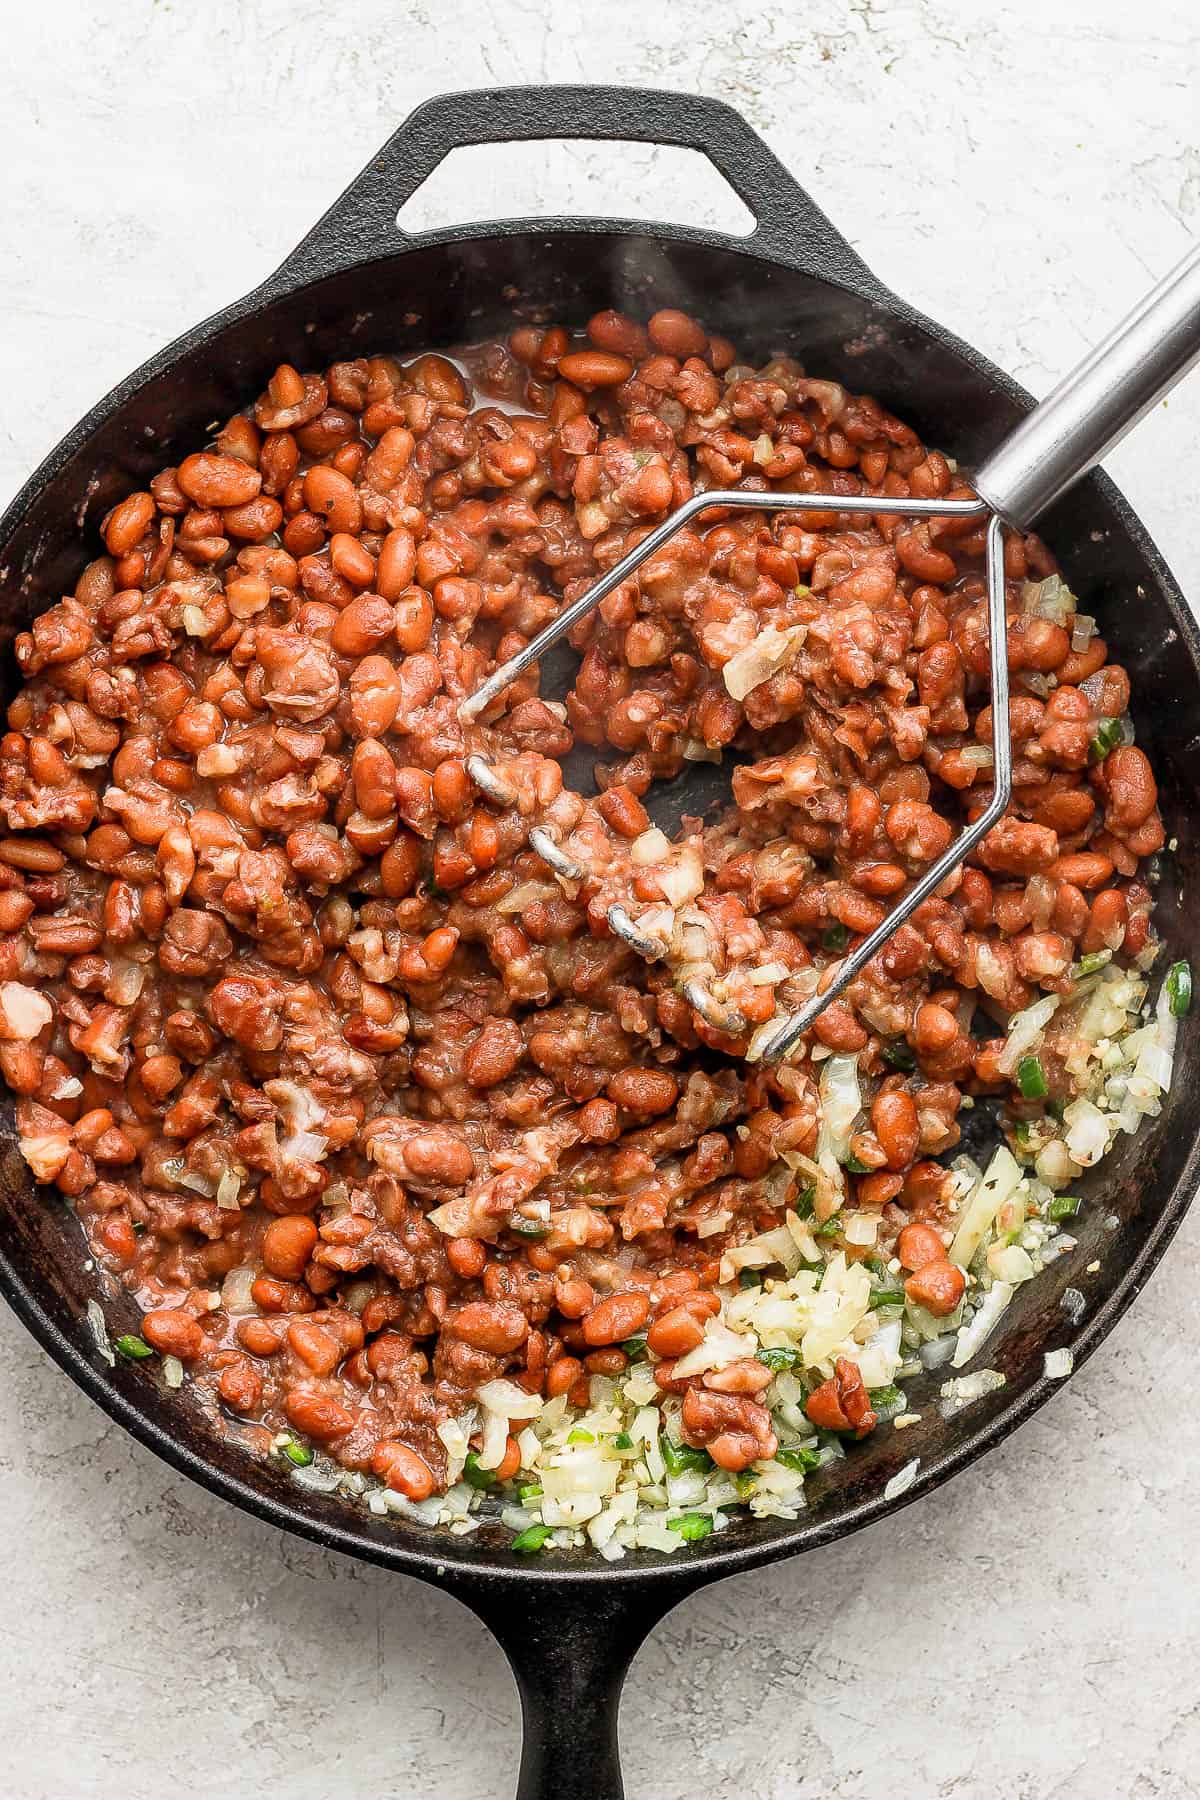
left=975, top=238, right=1200, bottom=528
left=445, top=1573, right=685, bottom=1800
left=268, top=83, right=884, bottom=295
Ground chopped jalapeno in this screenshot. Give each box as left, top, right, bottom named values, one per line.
left=661, top=1436, right=713, bottom=1477
left=870, top=1288, right=907, bottom=1310
left=612, top=1432, right=634, bottom=1451
left=1089, top=717, right=1123, bottom=762
left=881, top=1040, right=916, bottom=1072
left=738, top=1268, right=763, bottom=1290
left=841, top=1153, right=871, bottom=1174
left=758, top=1345, right=802, bottom=1372
left=508, top=1215, right=549, bottom=1240
left=463, top=1451, right=495, bottom=1489
left=281, top=1438, right=313, bottom=1468
left=512, top=1525, right=553, bottom=1552
left=518, top=1483, right=544, bottom=1503
left=734, top=1470, right=759, bottom=1499
left=814, top=1215, right=843, bottom=1239
left=775, top=1445, right=821, bottom=1473
left=1167, top=959, right=1192, bottom=1018
left=1048, top=1194, right=1081, bottom=1221
left=567, top=1428, right=595, bottom=1445
left=1075, top=949, right=1112, bottom=976
left=868, top=1384, right=904, bottom=1409
left=114, top=1334, right=153, bottom=1360
left=1017, top=1055, right=1048, bottom=1100
left=823, top=922, right=849, bottom=952
left=621, top=1333, right=650, bottom=1363
left=667, top=1513, right=714, bottom=1541
left=793, top=1186, right=816, bottom=1221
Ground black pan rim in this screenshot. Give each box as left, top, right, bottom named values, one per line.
left=2, top=216, right=1198, bottom=1591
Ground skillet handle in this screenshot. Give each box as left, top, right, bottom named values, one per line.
left=446, top=1572, right=684, bottom=1800
left=268, top=84, right=882, bottom=296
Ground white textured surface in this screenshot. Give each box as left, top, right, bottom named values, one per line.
left=2, top=3, right=1199, bottom=1796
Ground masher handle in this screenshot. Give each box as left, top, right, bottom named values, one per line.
left=975, top=240, right=1200, bottom=530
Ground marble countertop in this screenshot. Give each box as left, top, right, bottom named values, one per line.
left=2, top=2, right=1198, bottom=1794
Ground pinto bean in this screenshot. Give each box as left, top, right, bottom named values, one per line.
left=450, top=1301, right=528, bottom=1353
left=871, top=1091, right=920, bottom=1170
left=896, top=1222, right=946, bottom=1270
left=141, top=1308, right=204, bottom=1360
left=373, top=1441, right=437, bottom=1499
left=582, top=1290, right=651, bottom=1346
left=557, top=350, right=633, bottom=388
left=178, top=453, right=262, bottom=508
left=646, top=1305, right=706, bottom=1359
left=284, top=1389, right=354, bottom=1440
left=1104, top=746, right=1157, bottom=830
left=262, top=1214, right=319, bottom=1280
left=904, top=1258, right=966, bottom=1316
left=605, top=1068, right=678, bottom=1114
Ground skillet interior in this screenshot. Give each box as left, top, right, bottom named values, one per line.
left=1, top=226, right=1199, bottom=1590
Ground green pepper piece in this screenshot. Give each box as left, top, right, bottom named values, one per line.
left=661, top=1436, right=713, bottom=1477
left=667, top=1513, right=714, bottom=1541
left=1048, top=1194, right=1081, bottom=1221
left=1167, top=960, right=1192, bottom=1018
left=512, top=1525, right=553, bottom=1552
left=775, top=1445, right=821, bottom=1473
left=463, top=1451, right=496, bottom=1490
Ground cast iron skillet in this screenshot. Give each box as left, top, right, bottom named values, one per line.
left=1, top=85, right=1197, bottom=1800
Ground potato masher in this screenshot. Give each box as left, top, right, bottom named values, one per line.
left=461, top=241, right=1200, bottom=1061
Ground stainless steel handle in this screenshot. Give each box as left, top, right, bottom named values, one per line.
left=975, top=239, right=1200, bottom=529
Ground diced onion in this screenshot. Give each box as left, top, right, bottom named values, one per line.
left=86, top=1298, right=115, bottom=1366
left=1062, top=1098, right=1110, bottom=1167
left=476, top=1379, right=544, bottom=1421
left=631, top=829, right=671, bottom=866
left=949, top=1147, right=1023, bottom=1268
left=0, top=982, right=52, bottom=1041
left=939, top=1368, right=1005, bottom=1416
left=987, top=1243, right=1035, bottom=1284
left=951, top=1281, right=1014, bottom=1367
left=1043, top=1347, right=1074, bottom=1379
left=883, top=1458, right=920, bottom=1500
left=216, top=1170, right=242, bottom=1211
left=220, top=1267, right=258, bottom=1315
left=997, top=994, right=1059, bottom=1077
left=722, top=623, right=808, bottom=702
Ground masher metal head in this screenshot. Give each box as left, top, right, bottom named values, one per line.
left=459, top=242, right=1200, bottom=1062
